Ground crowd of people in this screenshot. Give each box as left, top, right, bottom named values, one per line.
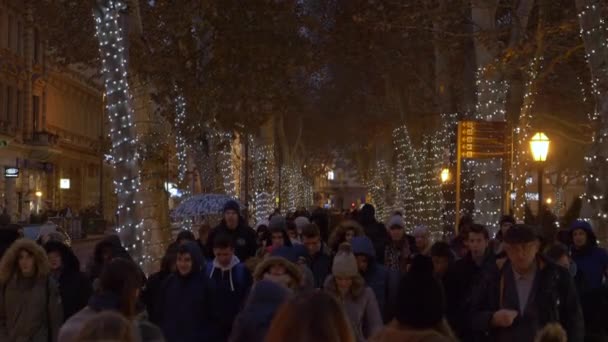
left=0, top=200, right=606, bottom=342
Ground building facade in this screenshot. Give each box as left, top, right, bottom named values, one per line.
left=0, top=0, right=109, bottom=223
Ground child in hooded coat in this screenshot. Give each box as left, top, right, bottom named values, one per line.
left=158, top=241, right=207, bottom=342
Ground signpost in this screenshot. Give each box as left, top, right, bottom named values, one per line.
left=4, top=167, right=19, bottom=178
left=455, top=121, right=511, bottom=233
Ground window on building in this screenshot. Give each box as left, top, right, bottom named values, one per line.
left=33, top=95, right=40, bottom=132
left=33, top=28, right=40, bottom=64
left=327, top=170, right=335, bottom=181
left=8, top=14, right=15, bottom=51
left=17, top=21, right=23, bottom=56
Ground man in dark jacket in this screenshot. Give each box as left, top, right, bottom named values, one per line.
left=358, top=204, right=389, bottom=264
left=471, top=224, right=584, bottom=342
left=301, top=223, right=332, bottom=289
left=44, top=241, right=92, bottom=322
left=206, top=200, right=257, bottom=262
left=204, top=234, right=252, bottom=342
left=351, top=236, right=398, bottom=322
left=445, top=224, right=494, bottom=341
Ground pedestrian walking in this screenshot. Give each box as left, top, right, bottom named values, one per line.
left=206, top=200, right=257, bottom=262
left=384, top=215, right=412, bottom=274
left=351, top=236, right=398, bottom=322
left=569, top=220, right=608, bottom=291
left=471, top=224, right=584, bottom=342
left=59, top=258, right=163, bottom=342
left=158, top=242, right=207, bottom=342
left=265, top=291, right=355, bottom=342
left=229, top=280, right=291, bottom=342
left=293, top=216, right=311, bottom=244
left=329, top=220, right=365, bottom=254
left=44, top=241, right=92, bottom=322
left=142, top=251, right=177, bottom=325
left=371, top=255, right=457, bottom=342
left=358, top=204, right=389, bottom=264
left=205, top=234, right=252, bottom=342
left=444, top=224, right=494, bottom=341
left=430, top=241, right=454, bottom=281
left=412, top=225, right=432, bottom=257
left=0, top=239, right=63, bottom=342
left=301, top=223, right=332, bottom=288
left=267, top=215, right=293, bottom=250
left=324, top=243, right=383, bottom=342
left=270, top=246, right=315, bottom=292
left=253, top=254, right=302, bottom=292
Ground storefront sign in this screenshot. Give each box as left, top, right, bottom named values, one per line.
left=4, top=167, right=19, bottom=178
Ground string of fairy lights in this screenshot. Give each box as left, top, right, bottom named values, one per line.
left=251, top=137, right=276, bottom=223
left=174, top=90, right=189, bottom=189
left=577, top=2, right=608, bottom=226
left=94, top=0, right=147, bottom=266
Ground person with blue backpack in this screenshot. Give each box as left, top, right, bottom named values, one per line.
left=205, top=234, right=253, bottom=342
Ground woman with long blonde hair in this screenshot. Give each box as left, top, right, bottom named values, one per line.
left=266, top=291, right=355, bottom=342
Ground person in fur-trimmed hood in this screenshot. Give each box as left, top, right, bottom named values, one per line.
left=0, top=238, right=63, bottom=342
left=325, top=243, right=383, bottom=342
left=253, top=255, right=302, bottom=292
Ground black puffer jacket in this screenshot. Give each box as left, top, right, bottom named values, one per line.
left=206, top=219, right=257, bottom=262
left=471, top=256, right=584, bottom=342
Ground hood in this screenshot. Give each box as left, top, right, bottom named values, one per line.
left=93, top=234, right=128, bottom=264
left=179, top=241, right=205, bottom=274
left=253, top=256, right=302, bottom=287
left=360, top=204, right=377, bottom=225
left=209, top=254, right=241, bottom=291
left=0, top=238, right=50, bottom=284
left=351, top=236, right=376, bottom=259
left=371, top=324, right=453, bottom=342
left=329, top=220, right=365, bottom=251
left=44, top=240, right=81, bottom=273
left=176, top=230, right=196, bottom=243
left=243, top=279, right=290, bottom=312
left=570, top=220, right=598, bottom=248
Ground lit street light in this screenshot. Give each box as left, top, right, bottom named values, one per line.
left=530, top=132, right=550, bottom=223
left=440, top=168, right=450, bottom=183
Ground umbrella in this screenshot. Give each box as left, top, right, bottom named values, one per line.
left=173, top=194, right=243, bottom=218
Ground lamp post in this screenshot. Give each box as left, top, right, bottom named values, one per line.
left=529, top=132, right=550, bottom=224
left=440, top=168, right=450, bottom=184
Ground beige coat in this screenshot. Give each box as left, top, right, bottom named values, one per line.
left=0, top=239, right=63, bottom=342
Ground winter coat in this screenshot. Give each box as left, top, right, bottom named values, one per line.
left=158, top=242, right=207, bottom=342
left=228, top=280, right=291, bottom=342
left=471, top=256, right=584, bottom=342
left=306, top=244, right=332, bottom=289
left=324, top=275, right=383, bottom=342
left=205, top=255, right=252, bottom=342
left=58, top=292, right=164, bottom=342
left=253, top=256, right=303, bottom=292
left=358, top=204, right=389, bottom=264
left=370, top=320, right=456, bottom=342
left=269, top=245, right=315, bottom=292
left=351, top=236, right=399, bottom=322
left=0, top=239, right=63, bottom=342
left=206, top=219, right=257, bottom=262
left=44, top=241, right=92, bottom=322
left=570, top=222, right=608, bottom=291
left=444, top=251, right=495, bottom=341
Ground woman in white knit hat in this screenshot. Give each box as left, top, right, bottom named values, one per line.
left=324, top=243, right=383, bottom=342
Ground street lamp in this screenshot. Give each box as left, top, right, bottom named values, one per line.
left=35, top=191, right=43, bottom=198
left=440, top=168, right=450, bottom=183
left=530, top=132, right=550, bottom=221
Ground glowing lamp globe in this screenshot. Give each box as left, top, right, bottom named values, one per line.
left=530, top=132, right=550, bottom=162
left=440, top=168, right=450, bottom=183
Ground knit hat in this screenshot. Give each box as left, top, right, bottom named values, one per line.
left=269, top=215, right=287, bottom=231
left=395, top=255, right=445, bottom=329
left=387, top=215, right=405, bottom=229
left=294, top=216, right=310, bottom=232
left=223, top=200, right=240, bottom=214
left=413, top=225, right=429, bottom=237
left=332, top=243, right=358, bottom=278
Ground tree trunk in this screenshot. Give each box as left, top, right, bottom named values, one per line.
left=576, top=0, right=608, bottom=241
left=93, top=0, right=141, bottom=261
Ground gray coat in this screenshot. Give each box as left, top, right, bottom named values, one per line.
left=0, top=239, right=63, bottom=342
left=324, top=275, right=383, bottom=342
